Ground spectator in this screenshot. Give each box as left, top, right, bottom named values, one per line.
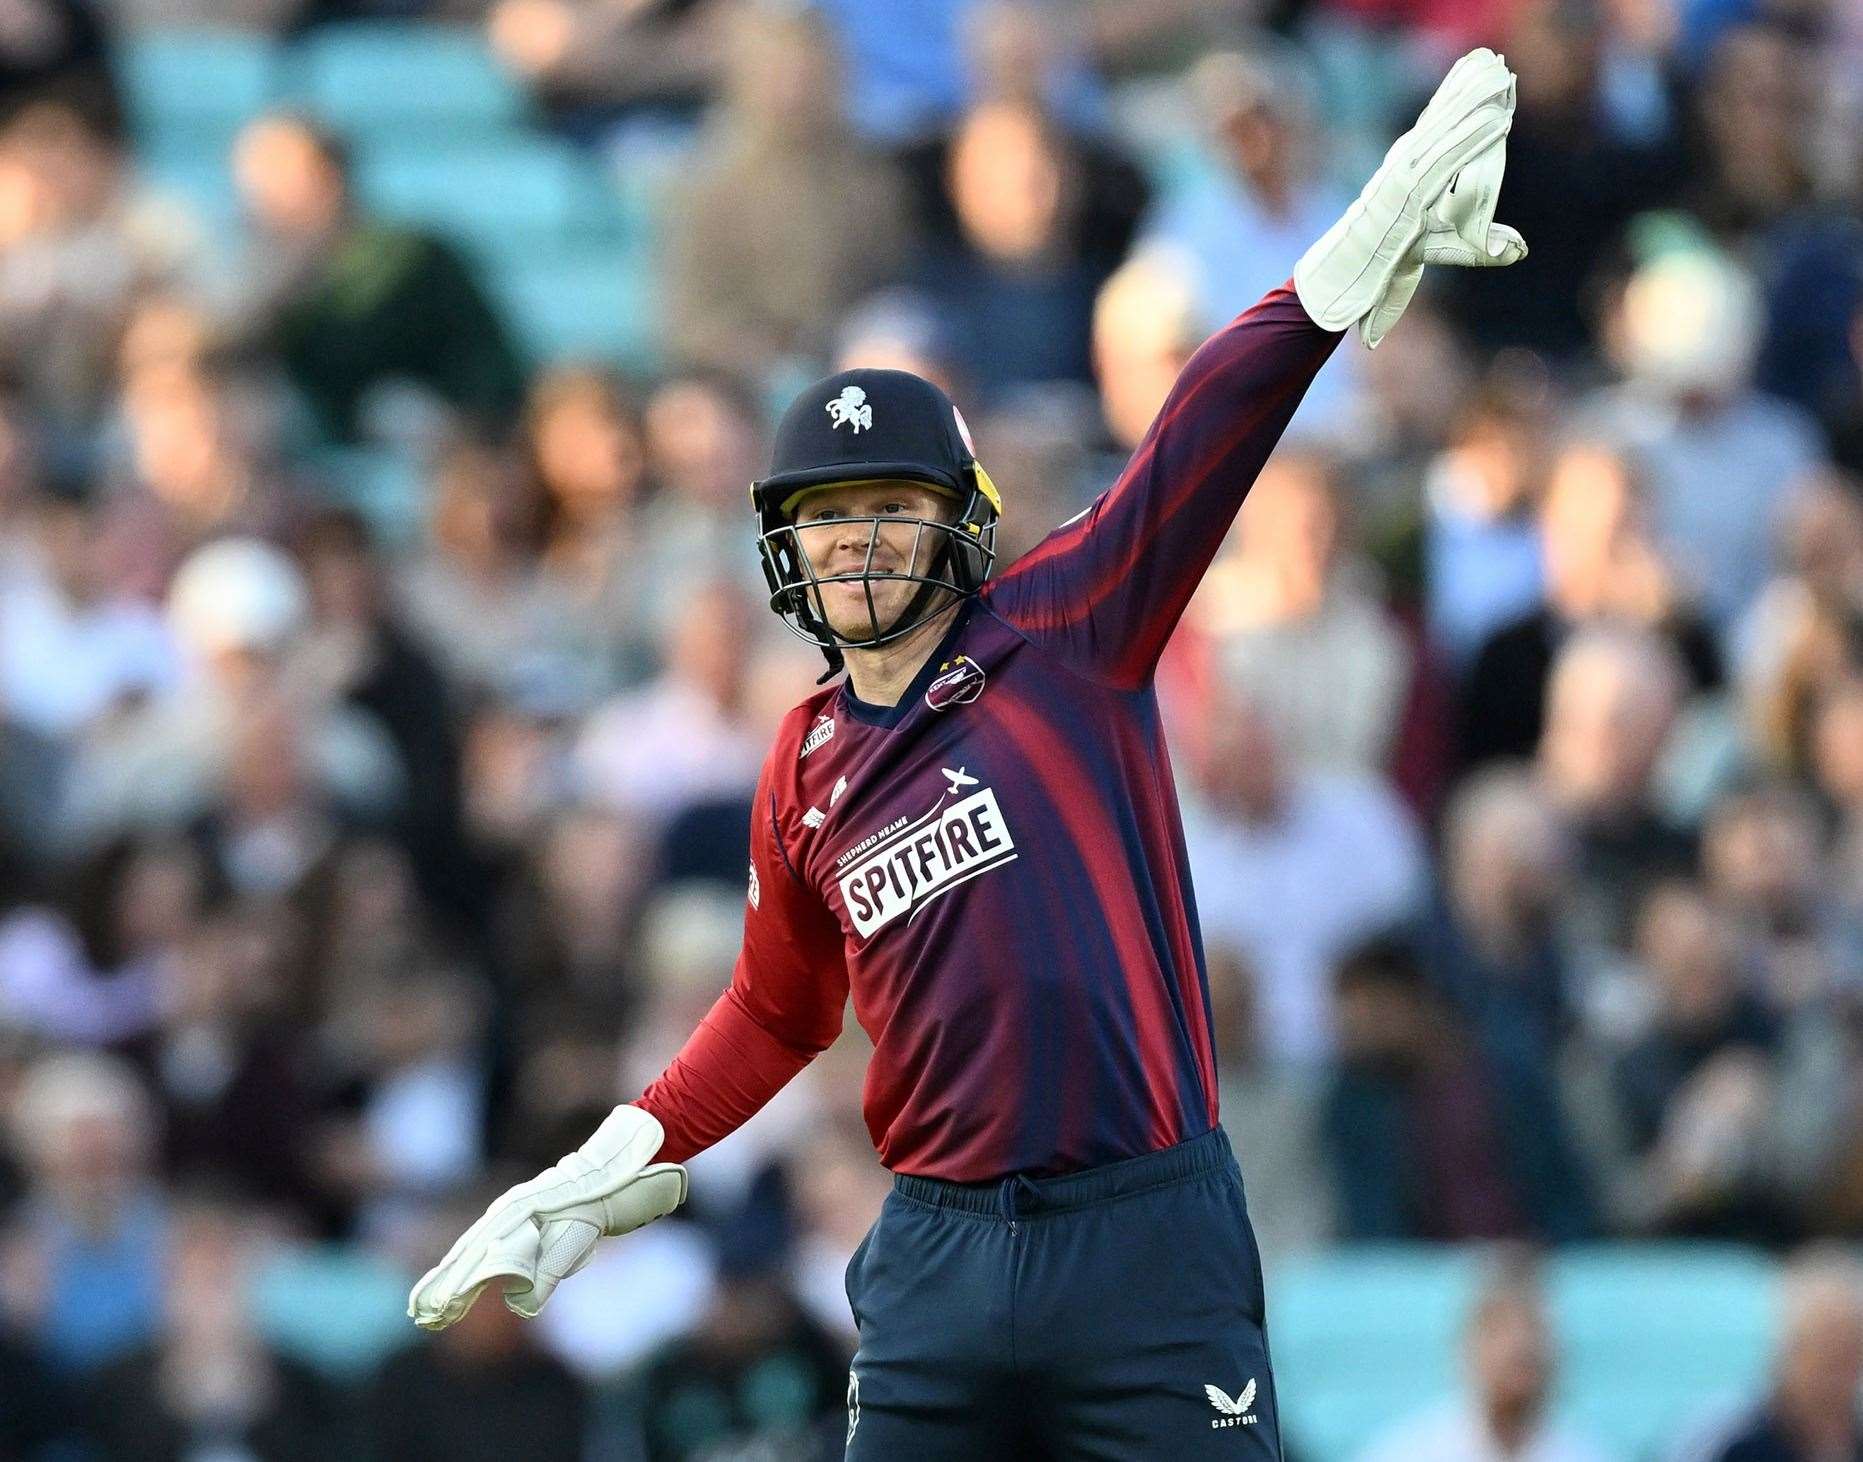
left=295, top=507, right=478, bottom=921
left=1682, top=24, right=1818, bottom=246
left=1418, top=368, right=1555, bottom=676
left=912, top=99, right=1106, bottom=402
left=487, top=0, right=731, bottom=138
left=1679, top=1248, right=1863, bottom=1461
left=0, top=833, right=204, bottom=1049
left=1736, top=474, right=1863, bottom=773
left=1571, top=881, right=1796, bottom=1241
left=1141, top=47, right=1362, bottom=436
left=1436, top=0, right=1678, bottom=361
left=1323, top=939, right=1533, bottom=1241
left=152, top=899, right=324, bottom=1216
left=634, top=370, right=769, bottom=643
left=363, top=1202, right=590, bottom=1462
left=87, top=1196, right=338, bottom=1462
left=1184, top=694, right=1426, bottom=1066
left=1429, top=767, right=1576, bottom=1053
left=661, top=3, right=909, bottom=379
left=0, top=0, right=119, bottom=134
left=635, top=1192, right=850, bottom=1462
left=1354, top=1248, right=1610, bottom=1462
left=1579, top=244, right=1826, bottom=635
left=0, top=100, right=197, bottom=439
left=1426, top=768, right=1598, bottom=1241
left=1, top=1052, right=167, bottom=1376
left=316, top=965, right=488, bottom=1250
left=574, top=580, right=764, bottom=831
left=1460, top=440, right=1721, bottom=771
left=1700, top=784, right=1831, bottom=986
left=1535, top=627, right=1695, bottom=950
left=224, top=115, right=525, bottom=444
left=0, top=486, right=177, bottom=741
left=1183, top=448, right=1412, bottom=776
left=525, top=366, right=656, bottom=685
left=397, top=438, right=578, bottom=697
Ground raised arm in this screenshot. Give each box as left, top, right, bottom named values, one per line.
left=988, top=48, right=1525, bottom=690
left=986, top=283, right=1339, bottom=689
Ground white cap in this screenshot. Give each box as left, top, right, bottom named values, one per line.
left=1620, top=248, right=1760, bottom=398
left=168, top=536, right=308, bottom=659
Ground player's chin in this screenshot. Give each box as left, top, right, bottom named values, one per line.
left=821, top=582, right=905, bottom=643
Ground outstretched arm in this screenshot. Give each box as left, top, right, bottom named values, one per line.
left=988, top=48, right=1525, bottom=690
left=409, top=754, right=846, bottom=1332
left=635, top=767, right=850, bottom=1162
left=987, top=284, right=1339, bottom=689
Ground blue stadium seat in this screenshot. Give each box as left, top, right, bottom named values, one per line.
left=1550, top=1245, right=1775, bottom=1458
left=116, top=30, right=280, bottom=134
left=134, top=145, right=242, bottom=234
left=249, top=1243, right=416, bottom=1382
left=310, top=447, right=425, bottom=547
left=290, top=23, right=526, bottom=137
left=1270, top=1247, right=1478, bottom=1459
left=1266, top=1244, right=1780, bottom=1461
left=354, top=136, right=621, bottom=248
left=485, top=244, right=660, bottom=373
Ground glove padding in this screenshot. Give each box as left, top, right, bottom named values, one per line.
left=407, top=1104, right=688, bottom=1332
left=1296, top=48, right=1526, bottom=346
left=1357, top=109, right=1528, bottom=347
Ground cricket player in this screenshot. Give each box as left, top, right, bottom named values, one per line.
left=411, top=49, right=1527, bottom=1458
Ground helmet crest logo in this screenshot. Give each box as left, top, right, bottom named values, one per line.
left=826, top=386, right=873, bottom=434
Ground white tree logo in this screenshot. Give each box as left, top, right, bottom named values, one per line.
left=826, top=386, right=873, bottom=434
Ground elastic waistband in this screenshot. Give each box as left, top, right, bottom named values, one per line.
left=891, top=1127, right=1234, bottom=1219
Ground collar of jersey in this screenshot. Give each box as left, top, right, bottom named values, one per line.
left=838, top=598, right=977, bottom=728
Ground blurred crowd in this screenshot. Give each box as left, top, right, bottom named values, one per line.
left=1, top=0, right=1862, bottom=1457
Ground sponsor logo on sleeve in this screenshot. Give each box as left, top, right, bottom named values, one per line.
left=833, top=775, right=1016, bottom=937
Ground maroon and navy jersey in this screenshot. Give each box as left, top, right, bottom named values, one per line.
left=637, top=284, right=1340, bottom=1182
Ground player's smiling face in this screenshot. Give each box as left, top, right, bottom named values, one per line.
left=792, top=480, right=955, bottom=641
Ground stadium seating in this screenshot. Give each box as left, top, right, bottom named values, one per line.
left=289, top=22, right=527, bottom=138
left=1270, top=1244, right=1778, bottom=1460
left=354, top=136, right=626, bottom=249
left=484, top=242, right=661, bottom=373
left=116, top=29, right=281, bottom=137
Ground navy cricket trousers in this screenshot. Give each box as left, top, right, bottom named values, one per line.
left=842, top=1126, right=1283, bottom=1459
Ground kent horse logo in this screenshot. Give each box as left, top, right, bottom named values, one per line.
left=834, top=777, right=1017, bottom=937
left=826, top=385, right=872, bottom=434
left=925, top=656, right=985, bottom=711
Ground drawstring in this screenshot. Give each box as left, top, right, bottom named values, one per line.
left=997, top=1173, right=1044, bottom=1222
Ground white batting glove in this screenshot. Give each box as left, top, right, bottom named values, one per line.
left=1296, top=48, right=1527, bottom=347
left=407, top=1105, right=688, bottom=1332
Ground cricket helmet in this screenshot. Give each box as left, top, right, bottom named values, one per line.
left=751, top=368, right=1002, bottom=679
